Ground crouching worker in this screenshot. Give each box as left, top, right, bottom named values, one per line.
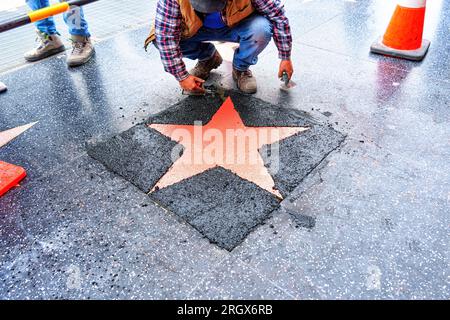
left=145, top=0, right=293, bottom=94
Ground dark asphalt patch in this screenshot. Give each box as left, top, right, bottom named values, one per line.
left=226, top=91, right=315, bottom=128
left=88, top=91, right=345, bottom=250
left=148, top=94, right=224, bottom=125
left=261, top=124, right=345, bottom=196
left=151, top=167, right=280, bottom=251
left=87, top=124, right=180, bottom=193
left=147, top=92, right=316, bottom=127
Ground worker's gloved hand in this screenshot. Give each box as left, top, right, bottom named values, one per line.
left=179, top=75, right=206, bottom=94
left=278, top=59, right=294, bottom=80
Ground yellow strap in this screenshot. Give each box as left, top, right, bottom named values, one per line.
left=28, top=2, right=70, bottom=23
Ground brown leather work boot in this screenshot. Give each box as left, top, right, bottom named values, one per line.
left=232, top=68, right=257, bottom=94
left=189, top=51, right=223, bottom=80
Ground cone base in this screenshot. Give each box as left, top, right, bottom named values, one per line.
left=370, top=37, right=430, bottom=61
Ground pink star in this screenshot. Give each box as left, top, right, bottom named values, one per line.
left=149, top=97, right=309, bottom=198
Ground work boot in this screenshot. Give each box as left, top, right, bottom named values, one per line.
left=232, top=68, right=257, bottom=94
left=67, top=35, right=95, bottom=67
left=0, top=81, right=7, bottom=93
left=24, top=30, right=65, bottom=62
left=189, top=51, right=223, bottom=80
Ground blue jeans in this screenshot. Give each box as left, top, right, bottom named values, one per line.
left=26, top=0, right=90, bottom=37
left=180, top=14, right=273, bottom=71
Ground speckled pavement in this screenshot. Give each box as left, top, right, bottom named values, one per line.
left=1, top=0, right=449, bottom=299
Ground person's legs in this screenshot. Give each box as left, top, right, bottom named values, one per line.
left=231, top=14, right=273, bottom=72
left=180, top=28, right=223, bottom=79
left=179, top=29, right=217, bottom=61
left=177, top=15, right=271, bottom=87
left=226, top=14, right=273, bottom=93
left=24, top=0, right=65, bottom=62
left=26, top=0, right=58, bottom=35
left=63, top=2, right=94, bottom=67
left=63, top=4, right=90, bottom=37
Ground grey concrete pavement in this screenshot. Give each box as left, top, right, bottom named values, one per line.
left=0, top=0, right=448, bottom=299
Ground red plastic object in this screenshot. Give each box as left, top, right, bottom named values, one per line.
left=0, top=161, right=27, bottom=197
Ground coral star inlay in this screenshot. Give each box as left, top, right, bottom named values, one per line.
left=148, top=97, right=309, bottom=198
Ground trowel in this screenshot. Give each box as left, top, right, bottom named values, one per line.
left=182, top=87, right=214, bottom=96
left=182, top=83, right=222, bottom=96
left=280, top=71, right=296, bottom=91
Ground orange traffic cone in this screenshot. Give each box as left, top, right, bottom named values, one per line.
left=0, top=161, right=26, bottom=197
left=371, top=0, right=430, bottom=61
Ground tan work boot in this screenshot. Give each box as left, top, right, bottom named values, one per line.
left=232, top=68, right=257, bottom=94
left=67, top=35, right=95, bottom=67
left=189, top=51, right=223, bottom=80
left=24, top=30, right=65, bottom=62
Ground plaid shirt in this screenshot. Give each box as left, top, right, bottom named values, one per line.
left=155, top=0, right=293, bottom=81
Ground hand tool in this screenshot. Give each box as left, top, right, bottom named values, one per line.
left=280, top=71, right=296, bottom=91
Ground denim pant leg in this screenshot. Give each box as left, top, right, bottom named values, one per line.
left=179, top=28, right=219, bottom=61
left=179, top=15, right=272, bottom=67
left=230, top=14, right=273, bottom=71
left=26, top=0, right=57, bottom=35
left=63, top=2, right=90, bottom=37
